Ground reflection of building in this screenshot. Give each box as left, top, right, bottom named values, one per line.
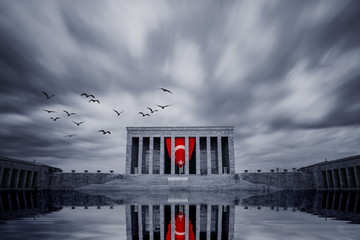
left=126, top=203, right=234, bottom=240
left=125, top=127, right=235, bottom=175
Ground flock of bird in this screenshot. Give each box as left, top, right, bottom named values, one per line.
left=41, top=88, right=173, bottom=138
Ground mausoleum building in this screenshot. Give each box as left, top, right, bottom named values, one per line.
left=125, top=126, right=235, bottom=175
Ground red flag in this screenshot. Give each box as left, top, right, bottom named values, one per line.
left=166, top=212, right=195, bottom=240
left=165, top=137, right=195, bottom=168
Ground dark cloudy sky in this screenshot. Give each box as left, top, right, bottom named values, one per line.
left=1, top=0, right=360, bottom=173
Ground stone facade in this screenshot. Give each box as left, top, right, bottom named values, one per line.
left=125, top=126, right=235, bottom=175
left=301, top=155, right=360, bottom=190
left=0, top=156, right=61, bottom=190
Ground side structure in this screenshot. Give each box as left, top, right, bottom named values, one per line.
left=301, top=155, right=360, bottom=190
left=0, top=156, right=61, bottom=190
left=125, top=126, right=235, bottom=175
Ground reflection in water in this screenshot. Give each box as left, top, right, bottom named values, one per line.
left=129, top=204, right=229, bottom=240
left=0, top=190, right=359, bottom=239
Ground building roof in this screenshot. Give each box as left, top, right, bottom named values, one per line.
left=127, top=126, right=235, bottom=131
left=0, top=156, right=62, bottom=170
left=301, top=154, right=360, bottom=170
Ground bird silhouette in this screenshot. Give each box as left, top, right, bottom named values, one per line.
left=113, top=109, right=124, bottom=116
left=139, top=112, right=150, bottom=117
left=44, top=110, right=56, bottom=113
left=98, top=130, right=111, bottom=135
left=63, top=110, right=75, bottom=116
left=81, top=93, right=95, bottom=98
left=88, top=99, right=100, bottom=104
left=50, top=117, right=60, bottom=121
left=42, top=91, right=55, bottom=99
left=64, top=134, right=77, bottom=137
left=72, top=121, right=84, bottom=126
left=159, top=88, right=173, bottom=94
left=156, top=104, right=171, bottom=109
left=147, top=107, right=158, bottom=114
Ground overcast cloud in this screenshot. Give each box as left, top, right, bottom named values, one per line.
left=1, top=0, right=360, bottom=172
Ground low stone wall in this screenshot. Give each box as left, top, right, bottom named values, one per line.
left=239, top=172, right=315, bottom=190
left=47, top=173, right=122, bottom=190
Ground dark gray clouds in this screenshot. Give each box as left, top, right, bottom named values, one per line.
left=1, top=0, right=360, bottom=172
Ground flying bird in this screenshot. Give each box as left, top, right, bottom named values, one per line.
left=159, top=88, right=173, bottom=94
left=64, top=134, right=77, bottom=137
left=113, top=109, right=124, bottom=116
left=156, top=104, right=171, bottom=109
left=147, top=107, right=158, bottom=114
left=138, top=112, right=150, bottom=117
left=72, top=121, right=84, bottom=126
left=42, top=91, right=55, bottom=99
left=44, top=110, right=56, bottom=113
left=88, top=99, right=100, bottom=104
left=98, top=130, right=111, bottom=135
left=81, top=93, right=95, bottom=98
left=50, top=117, right=60, bottom=121
left=63, top=110, right=75, bottom=116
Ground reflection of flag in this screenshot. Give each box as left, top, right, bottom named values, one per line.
left=166, top=212, right=195, bottom=240
left=166, top=137, right=195, bottom=168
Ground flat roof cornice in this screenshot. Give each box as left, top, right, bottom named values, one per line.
left=127, top=126, right=234, bottom=131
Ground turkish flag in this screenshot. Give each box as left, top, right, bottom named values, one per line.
left=166, top=212, right=195, bottom=240
left=166, top=137, right=195, bottom=168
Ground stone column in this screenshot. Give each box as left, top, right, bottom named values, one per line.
left=125, top=205, right=132, bottom=240
left=13, top=170, right=20, bottom=189
left=345, top=168, right=351, bottom=188
left=171, top=204, right=175, bottom=240
left=160, top=205, right=165, bottom=240
left=138, top=205, right=143, bottom=240
left=217, top=205, right=223, bottom=240
left=354, top=192, right=359, bottom=213
left=326, top=170, right=333, bottom=189
left=20, top=170, right=26, bottom=188
left=217, top=137, right=223, bottom=174
left=125, top=135, right=132, bottom=174
left=207, top=137, right=211, bottom=175
left=339, top=169, right=344, bottom=188
left=6, top=168, right=13, bottom=188
left=229, top=136, right=235, bottom=174
left=171, top=137, right=175, bottom=175
left=196, top=136, right=200, bottom=175
left=160, top=137, right=164, bottom=175
left=149, top=137, right=154, bottom=175
left=28, top=171, right=34, bottom=189
left=196, top=204, right=200, bottom=240
left=185, top=137, right=189, bottom=175
left=0, top=193, right=3, bottom=211
left=229, top=205, right=235, bottom=240
left=138, top=137, right=143, bottom=174
left=354, top=166, right=360, bottom=188
left=185, top=204, right=189, bottom=240
left=0, top=168, right=3, bottom=186
left=206, top=205, right=211, bottom=240
left=331, top=169, right=340, bottom=188
left=149, top=204, right=154, bottom=240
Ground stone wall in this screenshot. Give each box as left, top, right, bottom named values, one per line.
left=46, top=173, right=122, bottom=190
left=239, top=172, right=315, bottom=190
left=0, top=157, right=61, bottom=190
left=301, top=155, right=360, bottom=190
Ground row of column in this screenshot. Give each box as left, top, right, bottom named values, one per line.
left=321, top=166, right=360, bottom=189
left=0, top=167, right=38, bottom=189
left=0, top=191, right=37, bottom=212
left=321, top=191, right=360, bottom=213
left=127, top=136, right=233, bottom=175
left=126, top=204, right=234, bottom=240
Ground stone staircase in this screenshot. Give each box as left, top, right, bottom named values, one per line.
left=77, top=174, right=266, bottom=191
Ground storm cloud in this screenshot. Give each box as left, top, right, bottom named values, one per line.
left=1, top=0, right=360, bottom=172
